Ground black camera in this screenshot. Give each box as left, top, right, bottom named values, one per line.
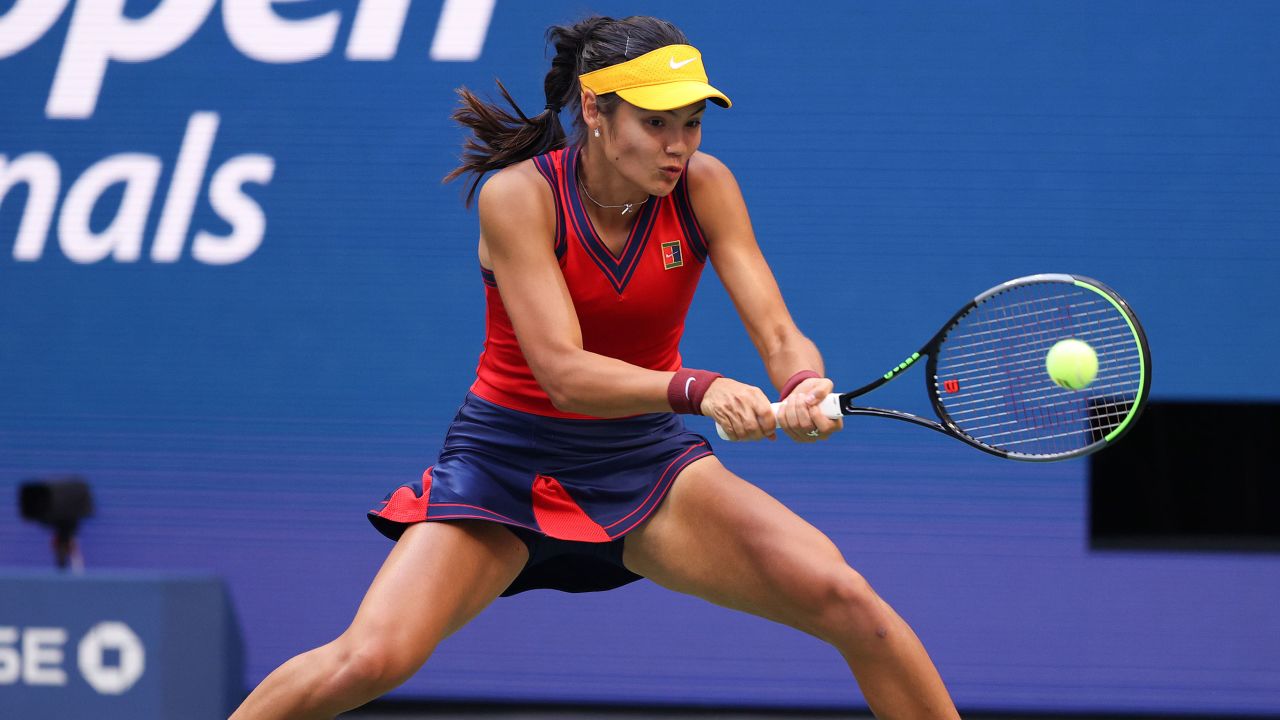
left=19, top=477, right=94, bottom=569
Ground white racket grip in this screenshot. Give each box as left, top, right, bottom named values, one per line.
left=714, top=392, right=843, bottom=441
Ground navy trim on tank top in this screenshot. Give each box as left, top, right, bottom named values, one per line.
left=532, top=153, right=568, bottom=260
left=564, top=147, right=660, bottom=294
left=672, top=165, right=709, bottom=263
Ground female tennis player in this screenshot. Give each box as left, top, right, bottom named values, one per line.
left=232, top=15, right=959, bottom=720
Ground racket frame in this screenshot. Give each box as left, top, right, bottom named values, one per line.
left=831, top=273, right=1151, bottom=461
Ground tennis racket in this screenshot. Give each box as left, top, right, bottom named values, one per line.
left=716, top=273, right=1151, bottom=462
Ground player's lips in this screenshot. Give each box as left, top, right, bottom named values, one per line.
left=659, top=165, right=683, bottom=179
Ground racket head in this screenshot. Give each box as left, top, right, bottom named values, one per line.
left=925, top=274, right=1151, bottom=461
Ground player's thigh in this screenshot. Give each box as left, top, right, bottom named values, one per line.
left=622, top=455, right=867, bottom=637
left=339, top=520, right=529, bottom=668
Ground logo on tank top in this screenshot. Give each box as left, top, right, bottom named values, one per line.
left=661, top=240, right=684, bottom=270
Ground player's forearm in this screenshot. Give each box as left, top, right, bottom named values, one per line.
left=761, top=331, right=826, bottom=395
left=534, top=350, right=677, bottom=418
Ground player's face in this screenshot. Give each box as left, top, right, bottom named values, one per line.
left=603, top=101, right=705, bottom=197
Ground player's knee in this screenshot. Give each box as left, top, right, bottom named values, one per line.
left=320, top=636, right=431, bottom=700
left=808, top=567, right=892, bottom=646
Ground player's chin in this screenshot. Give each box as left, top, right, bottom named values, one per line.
left=647, top=180, right=679, bottom=197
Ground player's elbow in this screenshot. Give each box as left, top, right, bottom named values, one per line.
left=541, top=378, right=578, bottom=413
left=543, top=380, right=597, bottom=415
left=541, top=372, right=597, bottom=414
left=528, top=353, right=587, bottom=413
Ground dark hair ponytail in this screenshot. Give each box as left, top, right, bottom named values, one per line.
left=443, top=16, right=689, bottom=206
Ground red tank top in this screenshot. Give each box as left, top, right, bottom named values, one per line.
left=470, top=146, right=710, bottom=419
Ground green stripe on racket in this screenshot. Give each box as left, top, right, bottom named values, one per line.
left=715, top=274, right=1151, bottom=462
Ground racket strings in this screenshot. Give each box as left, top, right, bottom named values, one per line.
left=941, top=351, right=1139, bottom=396
left=933, top=283, right=1143, bottom=457
left=946, top=342, right=1135, bottom=447
left=954, top=295, right=1106, bottom=332
left=1002, top=395, right=1136, bottom=448
left=943, top=325, right=1133, bottom=371
left=991, top=293, right=1072, bottom=442
left=952, top=396, right=1136, bottom=435
left=944, top=372, right=1141, bottom=414
left=942, top=307, right=1117, bottom=361
left=942, top=309, right=1135, bottom=385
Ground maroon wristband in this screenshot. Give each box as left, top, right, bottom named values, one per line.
left=779, top=370, right=820, bottom=400
left=667, top=368, right=723, bottom=415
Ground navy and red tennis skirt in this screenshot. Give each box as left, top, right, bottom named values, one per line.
left=368, top=393, right=714, bottom=595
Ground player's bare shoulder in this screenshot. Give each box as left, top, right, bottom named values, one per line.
left=685, top=150, right=747, bottom=220
left=478, top=159, right=557, bottom=262
left=686, top=150, right=737, bottom=188
left=478, top=159, right=552, bottom=216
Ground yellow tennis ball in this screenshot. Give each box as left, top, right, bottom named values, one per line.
left=1046, top=339, right=1098, bottom=390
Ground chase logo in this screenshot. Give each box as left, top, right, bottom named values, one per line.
left=0, top=0, right=497, bottom=265
left=0, top=622, right=146, bottom=695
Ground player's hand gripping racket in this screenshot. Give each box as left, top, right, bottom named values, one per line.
left=716, top=274, right=1151, bottom=461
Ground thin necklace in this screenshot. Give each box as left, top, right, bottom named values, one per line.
left=577, top=176, right=649, bottom=216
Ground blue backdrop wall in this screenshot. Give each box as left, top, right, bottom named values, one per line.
left=3, top=0, right=1279, bottom=714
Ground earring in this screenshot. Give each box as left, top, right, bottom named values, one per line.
left=593, top=128, right=601, bottom=138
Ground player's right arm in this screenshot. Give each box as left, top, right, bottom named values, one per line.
left=477, top=164, right=670, bottom=418
left=477, top=163, right=772, bottom=437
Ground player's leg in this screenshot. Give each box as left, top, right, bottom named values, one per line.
left=623, top=456, right=959, bottom=720
left=231, top=520, right=528, bottom=720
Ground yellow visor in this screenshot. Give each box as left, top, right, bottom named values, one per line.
left=578, top=44, right=731, bottom=111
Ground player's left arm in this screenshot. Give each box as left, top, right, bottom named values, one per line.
left=686, top=152, right=842, bottom=439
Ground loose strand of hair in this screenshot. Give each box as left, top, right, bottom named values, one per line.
left=443, top=79, right=567, bottom=207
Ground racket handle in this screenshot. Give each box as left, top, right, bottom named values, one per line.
left=714, top=393, right=842, bottom=441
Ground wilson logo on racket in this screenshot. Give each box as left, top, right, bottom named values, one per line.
left=943, top=379, right=960, bottom=393
left=661, top=241, right=683, bottom=269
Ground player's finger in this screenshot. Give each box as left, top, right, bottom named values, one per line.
left=777, top=395, right=801, bottom=439
left=720, top=414, right=741, bottom=442
left=820, top=417, right=845, bottom=439
left=722, top=393, right=764, bottom=442
left=750, top=390, right=777, bottom=441
left=807, top=396, right=840, bottom=435
left=781, top=392, right=820, bottom=442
